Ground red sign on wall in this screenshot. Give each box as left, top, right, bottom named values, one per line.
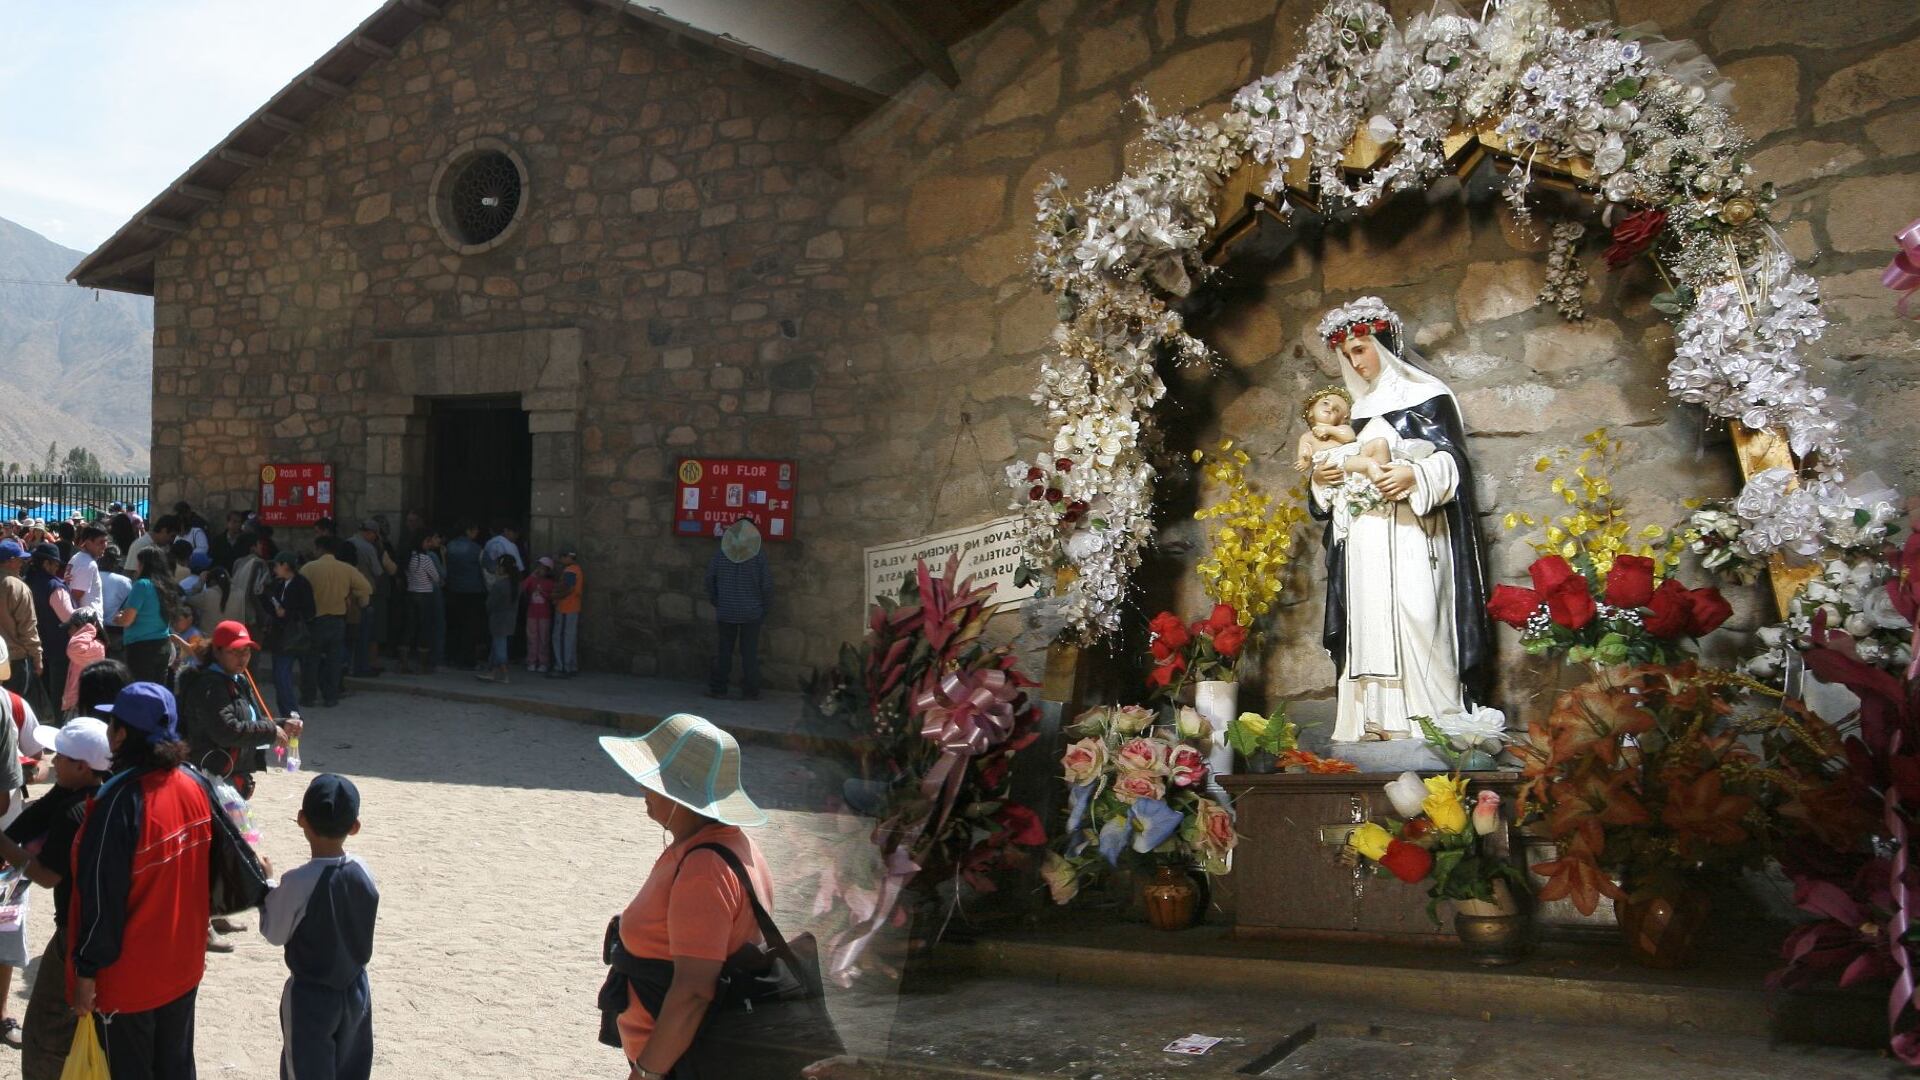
left=675, top=458, right=795, bottom=541
left=257, top=463, right=335, bottom=527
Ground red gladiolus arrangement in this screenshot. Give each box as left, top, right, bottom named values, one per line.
left=1486, top=554, right=1732, bottom=666
left=1147, top=603, right=1245, bottom=699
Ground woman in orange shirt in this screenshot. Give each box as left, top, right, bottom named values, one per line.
left=599, top=714, right=772, bottom=1079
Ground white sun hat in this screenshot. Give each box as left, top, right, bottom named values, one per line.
left=599, top=713, right=767, bottom=827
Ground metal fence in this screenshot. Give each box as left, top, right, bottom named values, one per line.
left=0, top=473, right=151, bottom=523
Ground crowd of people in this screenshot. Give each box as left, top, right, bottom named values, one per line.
left=0, top=496, right=603, bottom=1079
left=0, top=502, right=589, bottom=726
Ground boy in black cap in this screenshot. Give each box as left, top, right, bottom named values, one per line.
left=260, top=774, right=379, bottom=1080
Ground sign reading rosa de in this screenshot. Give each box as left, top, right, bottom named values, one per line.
left=863, top=516, right=1036, bottom=614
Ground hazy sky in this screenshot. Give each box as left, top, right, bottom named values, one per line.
left=0, top=0, right=385, bottom=256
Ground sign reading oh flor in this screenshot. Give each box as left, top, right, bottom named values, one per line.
left=675, top=457, right=795, bottom=540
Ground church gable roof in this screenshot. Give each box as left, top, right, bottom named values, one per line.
left=70, top=0, right=1008, bottom=295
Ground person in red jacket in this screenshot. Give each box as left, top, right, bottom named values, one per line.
left=70, top=682, right=215, bottom=1079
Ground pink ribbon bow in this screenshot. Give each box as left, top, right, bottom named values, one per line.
left=1884, top=218, right=1920, bottom=319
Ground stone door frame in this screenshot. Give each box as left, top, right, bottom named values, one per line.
left=363, top=327, right=584, bottom=554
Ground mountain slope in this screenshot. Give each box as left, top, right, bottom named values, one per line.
left=0, top=215, right=152, bottom=471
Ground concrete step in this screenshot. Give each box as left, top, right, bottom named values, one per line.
left=925, top=923, right=1886, bottom=1050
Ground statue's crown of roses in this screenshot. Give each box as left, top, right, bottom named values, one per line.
left=1318, top=296, right=1404, bottom=353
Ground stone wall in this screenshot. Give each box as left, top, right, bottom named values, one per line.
left=149, top=0, right=864, bottom=680
left=821, top=0, right=1920, bottom=722
left=150, top=0, right=1920, bottom=694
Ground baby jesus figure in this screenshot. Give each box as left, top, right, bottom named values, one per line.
left=1295, top=385, right=1434, bottom=540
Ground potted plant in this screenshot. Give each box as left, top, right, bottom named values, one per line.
left=1147, top=604, right=1247, bottom=774
left=1347, top=772, right=1532, bottom=965
left=1227, top=706, right=1298, bottom=773
left=1510, top=663, right=1844, bottom=968
left=1044, top=705, right=1237, bottom=929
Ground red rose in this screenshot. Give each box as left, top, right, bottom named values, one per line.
left=1055, top=458, right=1074, bottom=472
left=1487, top=584, right=1542, bottom=629
left=1044, top=488, right=1063, bottom=503
left=1644, top=577, right=1691, bottom=638
left=1213, top=623, right=1248, bottom=658
left=1200, top=603, right=1238, bottom=636
left=1528, top=555, right=1579, bottom=595
left=1603, top=555, right=1656, bottom=609
left=1025, top=466, right=1044, bottom=481
left=1028, top=486, right=1044, bottom=501
left=1400, top=817, right=1432, bottom=840
left=1146, top=654, right=1187, bottom=689
left=994, top=804, right=1048, bottom=847
left=1685, top=587, right=1733, bottom=636
left=1605, top=209, right=1668, bottom=269
left=1379, top=840, right=1435, bottom=884
left=1545, top=578, right=1597, bottom=630
left=1149, top=611, right=1190, bottom=651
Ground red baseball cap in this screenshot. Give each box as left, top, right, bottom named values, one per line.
left=212, top=621, right=259, bottom=651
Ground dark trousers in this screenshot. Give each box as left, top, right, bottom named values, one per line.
left=710, top=620, right=761, bottom=696
left=1, top=661, right=30, bottom=704
left=21, top=932, right=74, bottom=1080
left=124, top=640, right=168, bottom=687
left=302, top=616, right=346, bottom=706
left=445, top=592, right=486, bottom=668
left=272, top=651, right=304, bottom=718
left=280, top=973, right=372, bottom=1080
left=407, top=592, right=444, bottom=666
left=101, top=985, right=198, bottom=1080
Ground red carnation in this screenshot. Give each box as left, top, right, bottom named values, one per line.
left=1603, top=555, right=1656, bottom=609
left=1545, top=578, right=1597, bottom=630
left=1685, top=587, right=1733, bottom=636
left=1605, top=209, right=1668, bottom=269
left=1380, top=840, right=1435, bottom=884
left=1213, top=623, right=1248, bottom=659
left=1149, top=611, right=1190, bottom=651
left=1528, top=555, right=1579, bottom=595
left=1644, top=577, right=1691, bottom=638
left=1487, top=584, right=1542, bottom=629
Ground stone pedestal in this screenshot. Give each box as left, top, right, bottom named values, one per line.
left=1327, top=740, right=1454, bottom=774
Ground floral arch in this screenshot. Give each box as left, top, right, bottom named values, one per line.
left=1013, top=0, right=1860, bottom=640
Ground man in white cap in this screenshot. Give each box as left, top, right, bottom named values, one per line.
left=704, top=519, right=771, bottom=700
left=0, top=716, right=110, bottom=1066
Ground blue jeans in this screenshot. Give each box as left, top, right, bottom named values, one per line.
left=552, top=613, right=579, bottom=673
left=489, top=634, right=510, bottom=668
left=272, top=651, right=302, bottom=717
left=304, top=616, right=347, bottom=705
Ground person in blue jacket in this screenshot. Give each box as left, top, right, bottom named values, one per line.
left=260, top=774, right=379, bottom=1080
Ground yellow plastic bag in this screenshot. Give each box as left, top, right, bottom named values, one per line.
left=60, top=1012, right=109, bottom=1080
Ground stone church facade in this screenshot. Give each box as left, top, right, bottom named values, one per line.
left=79, top=0, right=1920, bottom=698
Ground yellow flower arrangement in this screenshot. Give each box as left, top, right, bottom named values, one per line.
left=1192, top=441, right=1306, bottom=625
left=1500, top=428, right=1688, bottom=578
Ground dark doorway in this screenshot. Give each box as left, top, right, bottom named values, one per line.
left=428, top=397, right=531, bottom=535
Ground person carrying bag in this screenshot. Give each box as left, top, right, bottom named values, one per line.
left=596, top=714, right=841, bottom=1079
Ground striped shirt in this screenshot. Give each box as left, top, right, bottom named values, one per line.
left=704, top=551, right=771, bottom=624
left=406, top=551, right=443, bottom=594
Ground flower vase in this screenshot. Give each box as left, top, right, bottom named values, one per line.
left=1245, top=750, right=1278, bottom=774
left=1617, top=887, right=1711, bottom=969
left=1451, top=879, right=1530, bottom=966
left=1142, top=864, right=1199, bottom=931
left=1193, top=680, right=1237, bottom=776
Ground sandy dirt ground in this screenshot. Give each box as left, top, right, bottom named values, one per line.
left=0, top=687, right=893, bottom=1079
